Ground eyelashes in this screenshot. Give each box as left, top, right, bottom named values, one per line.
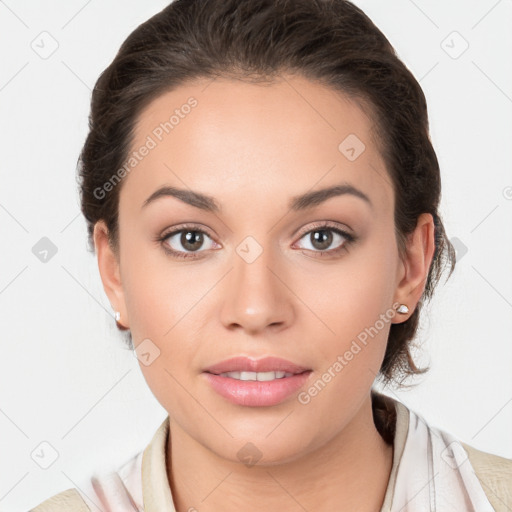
left=157, top=221, right=358, bottom=260
left=158, top=225, right=218, bottom=259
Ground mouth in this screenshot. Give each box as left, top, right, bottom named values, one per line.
left=203, top=355, right=311, bottom=375
left=207, top=370, right=306, bottom=380
left=202, top=356, right=313, bottom=407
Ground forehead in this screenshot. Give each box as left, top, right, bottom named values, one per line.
left=122, top=74, right=393, bottom=216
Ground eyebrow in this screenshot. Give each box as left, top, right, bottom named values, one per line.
left=142, top=186, right=221, bottom=213
left=141, top=182, right=372, bottom=212
left=289, top=183, right=373, bottom=211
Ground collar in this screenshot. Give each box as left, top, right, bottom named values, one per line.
left=378, top=393, right=410, bottom=511
left=141, top=413, right=175, bottom=511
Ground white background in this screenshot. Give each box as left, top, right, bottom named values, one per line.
left=1, top=0, right=511, bottom=510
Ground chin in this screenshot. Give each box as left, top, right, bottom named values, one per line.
left=209, top=434, right=314, bottom=468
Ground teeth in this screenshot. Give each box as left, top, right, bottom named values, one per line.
left=218, top=371, right=294, bottom=380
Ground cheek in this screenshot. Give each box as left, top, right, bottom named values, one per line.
left=307, top=236, right=398, bottom=367
left=137, top=351, right=199, bottom=423
left=119, top=227, right=195, bottom=336
left=119, top=235, right=207, bottom=387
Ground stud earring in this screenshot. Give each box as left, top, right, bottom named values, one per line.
left=114, top=311, right=129, bottom=331
left=396, top=304, right=409, bottom=315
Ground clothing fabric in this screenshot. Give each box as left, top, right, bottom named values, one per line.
left=29, top=391, right=512, bottom=511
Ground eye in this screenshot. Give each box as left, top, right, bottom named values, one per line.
left=294, top=222, right=356, bottom=256
left=158, top=225, right=218, bottom=259
left=157, top=221, right=357, bottom=260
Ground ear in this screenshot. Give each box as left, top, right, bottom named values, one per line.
left=93, top=220, right=129, bottom=328
left=392, top=213, right=436, bottom=324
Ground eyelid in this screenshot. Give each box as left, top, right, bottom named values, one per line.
left=159, top=220, right=353, bottom=243
left=158, top=220, right=356, bottom=258
left=294, top=220, right=354, bottom=238
left=158, top=224, right=218, bottom=260
left=160, top=222, right=216, bottom=240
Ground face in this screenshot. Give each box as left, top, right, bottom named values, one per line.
left=95, top=74, right=430, bottom=465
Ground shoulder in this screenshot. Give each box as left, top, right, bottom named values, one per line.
left=461, top=441, right=512, bottom=511
left=27, top=417, right=168, bottom=512
left=29, top=450, right=144, bottom=512
left=28, top=488, right=91, bottom=511
left=376, top=391, right=512, bottom=510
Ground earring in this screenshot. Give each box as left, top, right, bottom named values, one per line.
left=396, top=304, right=409, bottom=315
left=114, top=311, right=129, bottom=331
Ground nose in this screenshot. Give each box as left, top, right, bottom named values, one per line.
left=220, top=239, right=294, bottom=335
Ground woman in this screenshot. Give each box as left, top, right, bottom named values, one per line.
left=30, top=0, right=512, bottom=510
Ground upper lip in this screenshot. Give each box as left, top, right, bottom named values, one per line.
left=203, top=356, right=311, bottom=375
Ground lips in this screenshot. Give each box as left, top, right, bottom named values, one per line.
left=203, top=356, right=311, bottom=375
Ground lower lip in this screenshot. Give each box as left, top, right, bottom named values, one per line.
left=203, top=371, right=312, bottom=407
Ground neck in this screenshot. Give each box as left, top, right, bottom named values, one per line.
left=166, top=392, right=394, bottom=512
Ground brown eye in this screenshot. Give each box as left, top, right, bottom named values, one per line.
left=179, top=230, right=204, bottom=251
left=309, top=229, right=334, bottom=251
left=160, top=227, right=217, bottom=259
left=295, top=223, right=356, bottom=256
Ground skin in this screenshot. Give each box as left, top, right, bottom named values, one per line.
left=94, top=74, right=435, bottom=511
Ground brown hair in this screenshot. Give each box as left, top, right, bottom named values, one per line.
left=78, top=0, right=456, bottom=388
